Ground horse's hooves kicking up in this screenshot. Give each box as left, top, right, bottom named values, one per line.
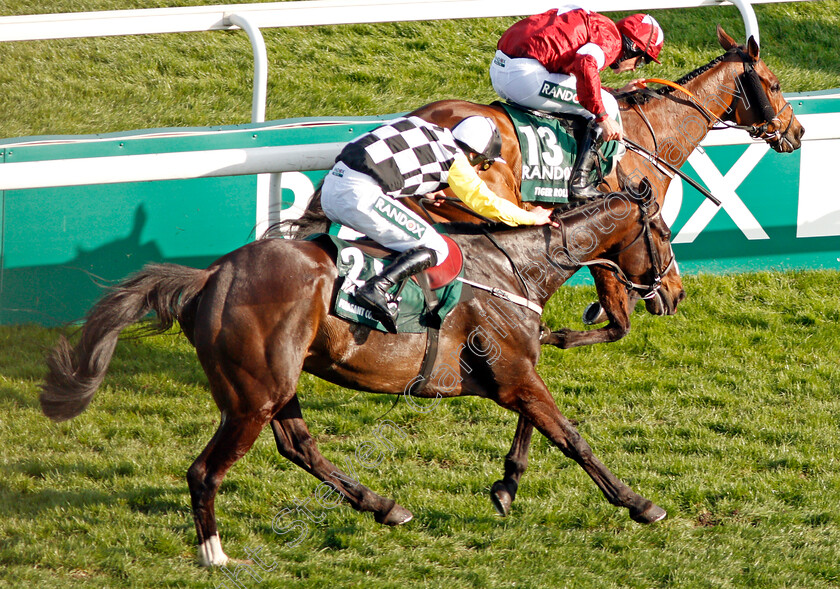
left=629, top=501, right=667, bottom=524
left=490, top=480, right=514, bottom=517
left=375, top=502, right=413, bottom=526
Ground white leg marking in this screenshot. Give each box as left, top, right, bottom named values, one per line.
left=198, top=534, right=229, bottom=567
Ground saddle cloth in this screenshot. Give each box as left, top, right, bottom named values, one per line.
left=308, top=233, right=467, bottom=333
left=498, top=101, right=624, bottom=204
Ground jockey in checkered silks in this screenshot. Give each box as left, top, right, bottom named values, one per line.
left=321, top=115, right=556, bottom=333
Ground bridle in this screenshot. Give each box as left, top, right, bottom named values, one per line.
left=632, top=48, right=794, bottom=151
left=578, top=194, right=676, bottom=301
left=633, top=48, right=793, bottom=159
left=727, top=49, right=793, bottom=145
left=618, top=49, right=795, bottom=207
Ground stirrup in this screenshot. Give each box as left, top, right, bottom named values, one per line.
left=569, top=183, right=603, bottom=202
left=582, top=302, right=606, bottom=325
left=355, top=280, right=400, bottom=333
left=354, top=247, right=437, bottom=334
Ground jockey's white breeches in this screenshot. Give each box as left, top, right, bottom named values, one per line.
left=490, top=50, right=621, bottom=124
left=320, top=163, right=449, bottom=266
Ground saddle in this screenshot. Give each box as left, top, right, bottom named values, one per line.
left=496, top=101, right=625, bottom=204
left=337, top=234, right=463, bottom=290
left=307, top=233, right=469, bottom=334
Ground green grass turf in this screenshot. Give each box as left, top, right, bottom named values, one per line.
left=0, top=1, right=837, bottom=137
left=2, top=271, right=840, bottom=587
left=1, top=1, right=839, bottom=587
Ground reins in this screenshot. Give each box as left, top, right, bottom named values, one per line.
left=635, top=49, right=792, bottom=144
left=428, top=193, right=672, bottom=305
left=416, top=196, right=545, bottom=315
left=574, top=195, right=675, bottom=300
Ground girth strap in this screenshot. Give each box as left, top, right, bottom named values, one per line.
left=404, top=271, right=441, bottom=397
left=457, top=277, right=544, bottom=315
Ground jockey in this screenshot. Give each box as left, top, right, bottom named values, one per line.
left=490, top=6, right=665, bottom=201
left=321, top=115, right=556, bottom=333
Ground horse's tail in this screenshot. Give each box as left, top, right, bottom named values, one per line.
left=263, top=185, right=330, bottom=239
left=40, top=263, right=214, bottom=422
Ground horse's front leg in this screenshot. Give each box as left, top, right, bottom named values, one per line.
left=496, top=372, right=666, bottom=524
left=541, top=268, right=635, bottom=349
left=490, top=414, right=533, bottom=516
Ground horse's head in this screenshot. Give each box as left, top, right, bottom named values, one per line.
left=717, top=26, right=804, bottom=153
left=609, top=179, right=685, bottom=317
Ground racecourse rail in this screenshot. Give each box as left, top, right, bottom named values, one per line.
left=0, top=0, right=810, bottom=188
left=0, top=0, right=837, bottom=326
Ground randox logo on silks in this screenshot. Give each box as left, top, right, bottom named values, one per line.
left=539, top=81, right=579, bottom=104
left=373, top=197, right=426, bottom=239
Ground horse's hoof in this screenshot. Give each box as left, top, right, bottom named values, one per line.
left=629, top=502, right=667, bottom=524
left=376, top=503, right=413, bottom=526
left=582, top=302, right=606, bottom=325
left=490, top=481, right=512, bottom=517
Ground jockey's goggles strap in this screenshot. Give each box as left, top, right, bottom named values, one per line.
left=456, top=277, right=543, bottom=316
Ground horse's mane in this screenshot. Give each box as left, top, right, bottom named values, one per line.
left=272, top=186, right=637, bottom=241
left=438, top=220, right=515, bottom=236
left=442, top=197, right=628, bottom=237
left=613, top=48, right=738, bottom=105
left=263, top=185, right=330, bottom=240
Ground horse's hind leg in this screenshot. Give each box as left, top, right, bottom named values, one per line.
left=499, top=374, right=666, bottom=524
left=270, top=395, right=413, bottom=527
left=491, top=414, right=533, bottom=517
left=187, top=413, right=268, bottom=567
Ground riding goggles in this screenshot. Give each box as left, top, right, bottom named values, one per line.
left=621, top=36, right=654, bottom=67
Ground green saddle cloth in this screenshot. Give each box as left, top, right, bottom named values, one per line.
left=498, top=102, right=624, bottom=204
left=309, top=234, right=465, bottom=333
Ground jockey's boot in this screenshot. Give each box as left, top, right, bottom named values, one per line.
left=569, top=123, right=605, bottom=202
left=354, top=246, right=437, bottom=334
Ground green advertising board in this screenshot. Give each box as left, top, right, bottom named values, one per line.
left=1, top=91, right=838, bottom=326
left=0, top=117, right=389, bottom=325
left=663, top=89, right=840, bottom=276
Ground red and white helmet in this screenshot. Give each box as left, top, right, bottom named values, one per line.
left=617, top=14, right=665, bottom=64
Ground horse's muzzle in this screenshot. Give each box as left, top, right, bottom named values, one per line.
left=770, top=122, right=805, bottom=153
left=646, top=287, right=685, bottom=316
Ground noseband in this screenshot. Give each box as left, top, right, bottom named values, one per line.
left=730, top=50, right=793, bottom=144
left=636, top=48, right=793, bottom=149
left=579, top=196, right=676, bottom=300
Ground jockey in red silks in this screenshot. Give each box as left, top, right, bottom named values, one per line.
left=490, top=6, right=665, bottom=202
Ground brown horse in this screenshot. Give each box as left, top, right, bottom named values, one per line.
left=41, top=187, right=681, bottom=567
left=403, top=25, right=804, bottom=518
left=408, top=26, right=803, bottom=348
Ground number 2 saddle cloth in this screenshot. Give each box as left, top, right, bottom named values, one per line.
left=307, top=233, right=468, bottom=334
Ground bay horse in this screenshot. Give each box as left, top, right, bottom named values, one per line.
left=407, top=26, right=803, bottom=348
left=41, top=187, right=682, bottom=567
left=402, top=25, right=804, bottom=518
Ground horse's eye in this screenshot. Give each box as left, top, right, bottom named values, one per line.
left=771, top=83, right=781, bottom=93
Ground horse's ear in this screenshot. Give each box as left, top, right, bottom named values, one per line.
left=717, top=25, right=737, bottom=51
left=637, top=178, right=653, bottom=202
left=746, top=35, right=760, bottom=59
